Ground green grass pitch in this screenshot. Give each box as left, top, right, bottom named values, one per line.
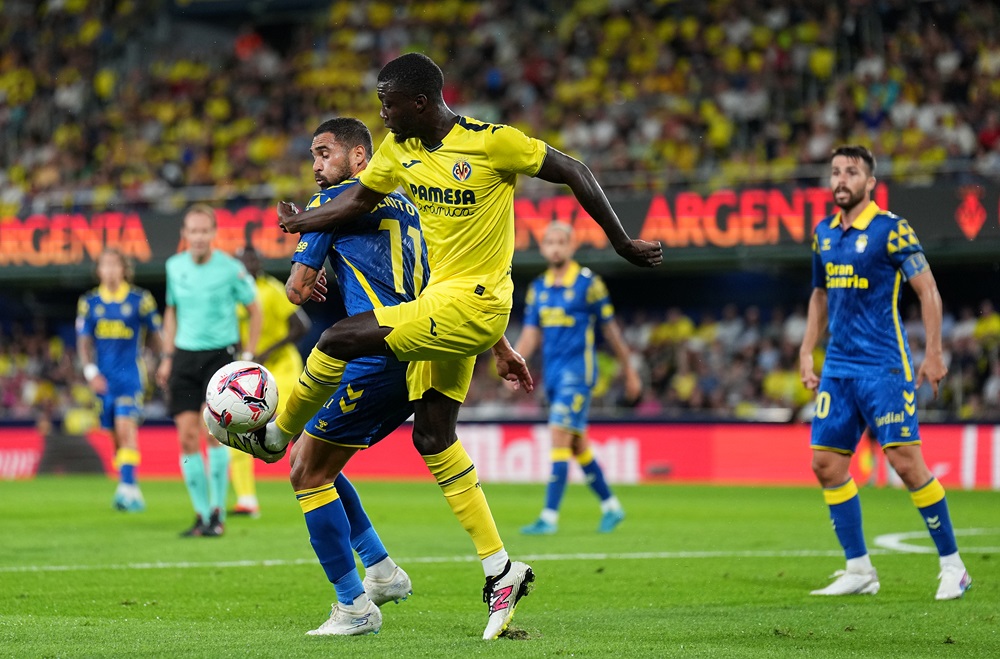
left=0, top=476, right=997, bottom=657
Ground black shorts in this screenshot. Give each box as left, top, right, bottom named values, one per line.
left=168, top=346, right=236, bottom=416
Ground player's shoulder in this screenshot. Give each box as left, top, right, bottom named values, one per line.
left=80, top=286, right=101, bottom=302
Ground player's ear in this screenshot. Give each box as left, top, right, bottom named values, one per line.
left=866, top=175, right=876, bottom=194
left=413, top=93, right=427, bottom=112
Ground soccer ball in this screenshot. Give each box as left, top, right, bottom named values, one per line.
left=205, top=360, right=279, bottom=433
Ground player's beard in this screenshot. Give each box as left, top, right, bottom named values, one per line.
left=833, top=186, right=866, bottom=213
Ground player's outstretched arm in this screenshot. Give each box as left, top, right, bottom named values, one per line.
left=910, top=270, right=947, bottom=397
left=798, top=288, right=828, bottom=391
left=534, top=147, right=662, bottom=268
left=277, top=184, right=387, bottom=234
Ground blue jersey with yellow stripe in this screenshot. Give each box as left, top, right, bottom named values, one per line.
left=811, top=201, right=929, bottom=381
left=293, top=180, right=428, bottom=314
left=76, top=284, right=161, bottom=391
left=523, top=261, right=614, bottom=389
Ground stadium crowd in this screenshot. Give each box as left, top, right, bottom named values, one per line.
left=2, top=0, right=1000, bottom=217
left=3, top=299, right=1000, bottom=428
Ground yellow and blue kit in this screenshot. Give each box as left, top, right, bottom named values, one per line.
left=292, top=180, right=428, bottom=447
left=75, top=283, right=161, bottom=428
left=809, top=201, right=930, bottom=452
left=523, top=261, right=615, bottom=433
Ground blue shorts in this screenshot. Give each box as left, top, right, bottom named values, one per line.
left=810, top=376, right=920, bottom=454
left=97, top=386, right=143, bottom=429
left=545, top=375, right=592, bottom=435
left=304, top=355, right=413, bottom=448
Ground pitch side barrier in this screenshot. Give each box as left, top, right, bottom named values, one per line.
left=1, top=182, right=999, bottom=281
left=2, top=421, right=998, bottom=489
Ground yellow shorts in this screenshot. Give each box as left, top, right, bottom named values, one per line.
left=374, top=281, right=509, bottom=403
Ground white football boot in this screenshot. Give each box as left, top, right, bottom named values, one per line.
left=306, top=600, right=382, bottom=636
left=482, top=560, right=534, bottom=640
left=810, top=568, right=880, bottom=595
left=935, top=565, right=972, bottom=600
left=363, top=566, right=412, bottom=606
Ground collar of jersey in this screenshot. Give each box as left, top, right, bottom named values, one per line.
left=98, top=282, right=130, bottom=303
left=544, top=260, right=581, bottom=288
left=830, top=201, right=880, bottom=231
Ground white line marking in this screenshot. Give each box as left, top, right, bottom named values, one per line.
left=3, top=529, right=996, bottom=574
left=873, top=527, right=1000, bottom=554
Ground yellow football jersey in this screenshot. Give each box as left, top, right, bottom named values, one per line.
left=238, top=273, right=303, bottom=374
left=359, top=117, right=548, bottom=312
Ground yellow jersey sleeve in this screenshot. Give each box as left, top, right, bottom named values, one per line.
left=358, top=134, right=402, bottom=195
left=484, top=124, right=548, bottom=176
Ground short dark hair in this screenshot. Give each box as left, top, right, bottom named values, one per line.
left=377, top=52, right=444, bottom=99
left=313, top=117, right=373, bottom=159
left=831, top=145, right=876, bottom=175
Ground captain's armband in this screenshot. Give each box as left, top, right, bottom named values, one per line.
left=900, top=252, right=929, bottom=280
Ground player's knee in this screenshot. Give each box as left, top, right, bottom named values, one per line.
left=811, top=454, right=841, bottom=485
left=412, top=427, right=453, bottom=456
left=289, top=456, right=329, bottom=491
left=315, top=326, right=348, bottom=357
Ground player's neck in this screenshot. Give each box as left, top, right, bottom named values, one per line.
left=838, top=197, right=871, bottom=230
left=548, top=261, right=570, bottom=281
left=418, top=108, right=459, bottom=147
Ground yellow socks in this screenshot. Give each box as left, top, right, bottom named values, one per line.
left=423, top=439, right=503, bottom=560
left=276, top=347, right=346, bottom=437
left=229, top=448, right=256, bottom=499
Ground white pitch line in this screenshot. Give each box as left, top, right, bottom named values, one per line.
left=0, top=549, right=870, bottom=574
left=3, top=529, right=997, bottom=574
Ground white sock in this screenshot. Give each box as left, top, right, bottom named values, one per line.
left=540, top=508, right=559, bottom=525
left=846, top=555, right=874, bottom=573
left=344, top=593, right=371, bottom=613
left=236, top=495, right=258, bottom=508
left=939, top=551, right=964, bottom=570
left=365, top=556, right=397, bottom=580
left=482, top=549, right=509, bottom=578
left=600, top=496, right=622, bottom=514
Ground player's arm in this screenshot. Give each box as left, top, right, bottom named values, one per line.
left=534, top=147, right=661, bottom=268
left=286, top=262, right=328, bottom=305
left=910, top=268, right=946, bottom=397
left=513, top=325, right=541, bottom=362
left=258, top=309, right=311, bottom=365
left=798, top=288, right=828, bottom=391
left=156, top=305, right=176, bottom=388
left=277, top=185, right=386, bottom=234
left=243, top=299, right=263, bottom=359
left=76, top=333, right=107, bottom=395
left=491, top=335, right=534, bottom=393
left=601, top=318, right=642, bottom=403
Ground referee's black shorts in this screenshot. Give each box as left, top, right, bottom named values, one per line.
left=168, top=346, right=236, bottom=417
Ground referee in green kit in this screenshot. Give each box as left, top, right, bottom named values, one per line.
left=155, top=204, right=262, bottom=537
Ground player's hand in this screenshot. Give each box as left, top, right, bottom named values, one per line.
left=495, top=349, right=534, bottom=393
left=916, top=351, right=947, bottom=398
left=156, top=360, right=171, bottom=389
left=309, top=268, right=328, bottom=303
left=623, top=367, right=643, bottom=404
left=276, top=201, right=301, bottom=233
left=616, top=239, right=662, bottom=268
left=799, top=352, right=820, bottom=391
left=88, top=374, right=108, bottom=395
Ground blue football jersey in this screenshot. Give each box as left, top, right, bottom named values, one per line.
left=292, top=180, right=428, bottom=315
left=811, top=201, right=930, bottom=381
left=76, top=284, right=161, bottom=390
left=523, top=260, right=615, bottom=388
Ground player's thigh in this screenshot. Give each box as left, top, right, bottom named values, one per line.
left=374, top=285, right=508, bottom=362
left=169, top=347, right=233, bottom=416
left=406, top=357, right=477, bottom=404
left=856, top=377, right=921, bottom=449
left=304, top=357, right=413, bottom=449
left=547, top=382, right=592, bottom=437
left=810, top=377, right=866, bottom=455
